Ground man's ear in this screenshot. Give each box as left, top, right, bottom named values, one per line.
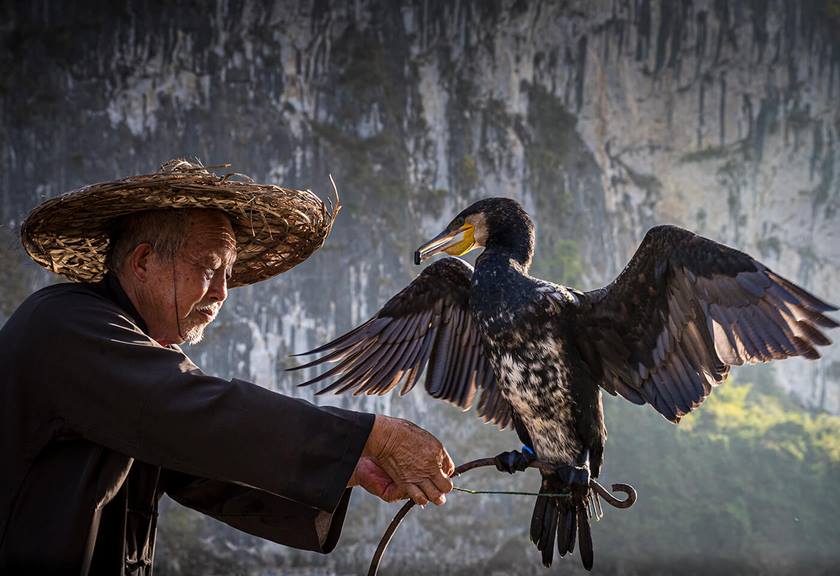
left=125, top=243, right=155, bottom=282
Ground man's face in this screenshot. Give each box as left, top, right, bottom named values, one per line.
left=144, top=210, right=237, bottom=346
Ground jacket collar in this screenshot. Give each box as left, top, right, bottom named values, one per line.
left=101, top=273, right=150, bottom=335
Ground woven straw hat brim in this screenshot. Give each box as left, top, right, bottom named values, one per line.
left=20, top=163, right=339, bottom=288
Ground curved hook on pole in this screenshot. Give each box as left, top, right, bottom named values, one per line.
left=590, top=480, right=636, bottom=509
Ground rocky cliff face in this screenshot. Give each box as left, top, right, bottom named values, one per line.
left=3, top=0, right=838, bottom=411
left=2, top=1, right=839, bottom=573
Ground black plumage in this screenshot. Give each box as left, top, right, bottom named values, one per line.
left=293, top=197, right=837, bottom=570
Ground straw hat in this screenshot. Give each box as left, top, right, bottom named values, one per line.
left=20, top=159, right=340, bottom=288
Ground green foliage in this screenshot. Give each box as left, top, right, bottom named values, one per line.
left=679, top=380, right=840, bottom=462
left=597, top=377, right=840, bottom=573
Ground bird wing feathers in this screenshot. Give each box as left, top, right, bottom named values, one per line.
left=576, top=225, right=837, bottom=423
left=293, top=257, right=513, bottom=429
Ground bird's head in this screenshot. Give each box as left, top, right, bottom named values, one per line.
left=414, top=198, right=534, bottom=267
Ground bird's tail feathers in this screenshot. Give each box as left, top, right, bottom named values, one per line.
left=529, top=473, right=593, bottom=570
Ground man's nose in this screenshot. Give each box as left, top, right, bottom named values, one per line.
left=209, top=272, right=228, bottom=303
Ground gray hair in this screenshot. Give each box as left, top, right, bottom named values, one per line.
left=105, top=209, right=191, bottom=274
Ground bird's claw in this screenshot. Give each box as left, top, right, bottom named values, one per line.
left=494, top=449, right=536, bottom=474
left=553, top=462, right=591, bottom=490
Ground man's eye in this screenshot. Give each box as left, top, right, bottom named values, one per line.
left=203, top=268, right=216, bottom=280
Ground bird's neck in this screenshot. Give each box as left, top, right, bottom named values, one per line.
left=484, top=220, right=535, bottom=272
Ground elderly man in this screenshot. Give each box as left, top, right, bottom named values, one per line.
left=0, top=161, right=454, bottom=574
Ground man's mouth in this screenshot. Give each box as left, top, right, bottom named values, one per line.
left=194, top=305, right=218, bottom=320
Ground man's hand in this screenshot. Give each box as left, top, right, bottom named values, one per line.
left=349, top=415, right=454, bottom=506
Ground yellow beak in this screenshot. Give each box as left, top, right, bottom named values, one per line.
left=414, top=224, right=476, bottom=264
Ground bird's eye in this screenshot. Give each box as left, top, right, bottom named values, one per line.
left=453, top=216, right=465, bottom=228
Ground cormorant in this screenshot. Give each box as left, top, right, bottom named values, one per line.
left=294, top=198, right=837, bottom=570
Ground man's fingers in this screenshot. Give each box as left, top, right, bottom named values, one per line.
left=442, top=448, right=455, bottom=477
left=432, top=469, right=454, bottom=495
left=405, top=484, right=429, bottom=506
left=419, top=479, right=446, bottom=506
left=381, top=483, right=406, bottom=503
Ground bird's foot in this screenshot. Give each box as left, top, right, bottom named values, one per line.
left=553, top=462, right=591, bottom=492
left=494, top=445, right=536, bottom=474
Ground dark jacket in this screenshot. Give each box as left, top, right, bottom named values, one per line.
left=0, top=275, right=374, bottom=574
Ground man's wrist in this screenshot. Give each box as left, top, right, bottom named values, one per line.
left=362, top=414, right=392, bottom=460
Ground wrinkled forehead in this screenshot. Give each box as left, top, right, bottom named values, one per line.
left=183, top=209, right=238, bottom=262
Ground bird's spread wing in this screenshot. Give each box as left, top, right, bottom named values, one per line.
left=292, top=257, right=512, bottom=429
left=576, top=225, right=838, bottom=423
